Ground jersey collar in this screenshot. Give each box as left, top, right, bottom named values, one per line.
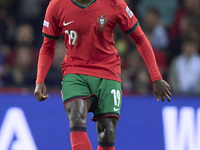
left=71, top=0, right=97, bottom=9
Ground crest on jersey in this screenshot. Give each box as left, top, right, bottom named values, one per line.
left=97, top=15, right=107, bottom=31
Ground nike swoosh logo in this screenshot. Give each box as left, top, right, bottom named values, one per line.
left=113, top=107, right=120, bottom=111
left=63, top=20, right=74, bottom=26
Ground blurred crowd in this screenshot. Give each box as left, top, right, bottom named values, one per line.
left=0, top=0, right=200, bottom=95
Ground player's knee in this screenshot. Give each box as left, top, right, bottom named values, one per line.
left=69, top=114, right=86, bottom=123
left=97, top=117, right=117, bottom=143
left=98, top=126, right=115, bottom=142
left=65, top=105, right=87, bottom=127
left=104, top=127, right=115, bottom=141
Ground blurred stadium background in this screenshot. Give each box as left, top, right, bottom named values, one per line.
left=0, top=0, right=200, bottom=150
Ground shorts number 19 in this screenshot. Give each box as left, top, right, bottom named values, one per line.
left=111, top=89, right=121, bottom=107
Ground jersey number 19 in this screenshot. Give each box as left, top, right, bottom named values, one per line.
left=65, top=30, right=77, bottom=45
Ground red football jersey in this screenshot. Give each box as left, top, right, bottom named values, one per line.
left=42, top=0, right=138, bottom=82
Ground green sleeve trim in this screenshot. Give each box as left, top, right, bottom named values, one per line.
left=124, top=21, right=139, bottom=34
left=42, top=33, right=59, bottom=40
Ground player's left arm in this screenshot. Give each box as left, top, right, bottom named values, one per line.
left=115, top=0, right=172, bottom=101
left=129, top=25, right=172, bottom=102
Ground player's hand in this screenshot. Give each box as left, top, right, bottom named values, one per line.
left=34, top=83, right=49, bottom=102
left=153, top=79, right=172, bottom=102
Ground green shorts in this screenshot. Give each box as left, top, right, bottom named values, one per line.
left=61, top=74, right=122, bottom=121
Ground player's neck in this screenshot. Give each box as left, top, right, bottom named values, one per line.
left=73, top=0, right=94, bottom=7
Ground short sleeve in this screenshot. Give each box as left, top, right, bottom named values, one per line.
left=42, top=1, right=60, bottom=40
left=116, top=0, right=139, bottom=34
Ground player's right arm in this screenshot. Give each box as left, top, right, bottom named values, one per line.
left=34, top=37, right=56, bottom=101
left=34, top=1, right=59, bottom=101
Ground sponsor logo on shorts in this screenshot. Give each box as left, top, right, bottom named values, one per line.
left=114, top=107, right=120, bottom=111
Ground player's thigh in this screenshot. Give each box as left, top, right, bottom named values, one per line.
left=65, top=98, right=92, bottom=127
left=61, top=74, right=93, bottom=127
left=61, top=74, right=94, bottom=105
